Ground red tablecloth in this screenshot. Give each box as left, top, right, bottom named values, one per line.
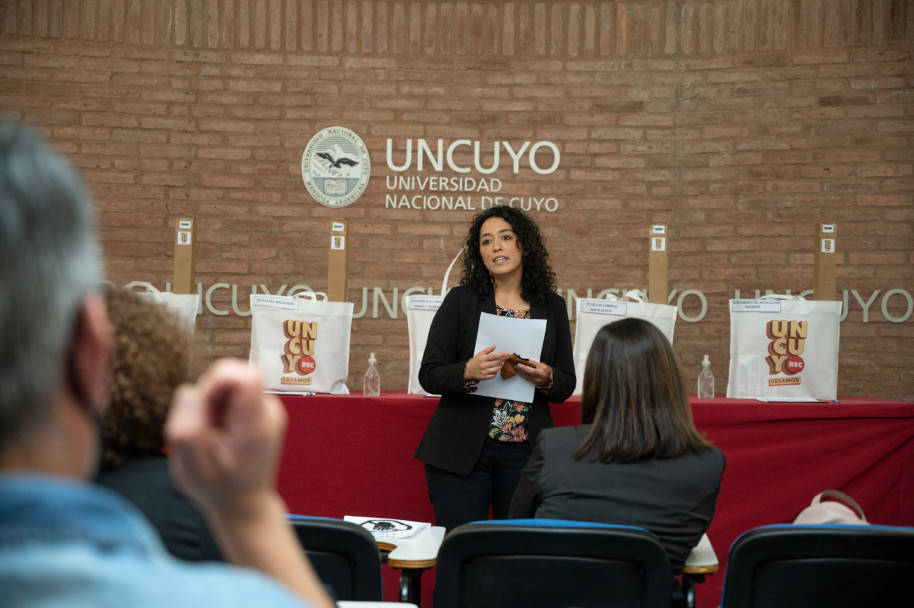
left=277, top=392, right=914, bottom=607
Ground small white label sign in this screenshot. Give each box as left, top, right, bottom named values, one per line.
left=580, top=300, right=628, bottom=316
left=730, top=299, right=782, bottom=313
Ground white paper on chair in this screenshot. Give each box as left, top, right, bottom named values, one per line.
left=473, top=312, right=546, bottom=403
left=343, top=516, right=431, bottom=540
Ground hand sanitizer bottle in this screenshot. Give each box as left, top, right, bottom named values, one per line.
left=363, top=352, right=381, bottom=396
left=697, top=355, right=715, bottom=399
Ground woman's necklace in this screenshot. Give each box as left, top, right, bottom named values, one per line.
left=493, top=276, right=529, bottom=311
left=495, top=293, right=530, bottom=312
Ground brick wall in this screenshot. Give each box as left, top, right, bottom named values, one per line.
left=1, top=1, right=912, bottom=401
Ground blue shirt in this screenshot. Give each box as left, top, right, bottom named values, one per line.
left=0, top=474, right=312, bottom=608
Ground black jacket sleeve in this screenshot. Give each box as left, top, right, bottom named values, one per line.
left=540, top=293, right=575, bottom=404
left=509, top=432, right=547, bottom=518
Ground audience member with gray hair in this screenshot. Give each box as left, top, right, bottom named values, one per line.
left=0, top=121, right=334, bottom=608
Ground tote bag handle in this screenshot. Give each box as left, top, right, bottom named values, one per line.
left=440, top=248, right=464, bottom=295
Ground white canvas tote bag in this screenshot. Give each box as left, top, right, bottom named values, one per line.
left=404, top=249, right=463, bottom=394
left=249, top=292, right=353, bottom=394
left=129, top=282, right=200, bottom=330
left=572, top=291, right=677, bottom=395
left=405, top=295, right=444, bottom=394
left=727, top=295, right=841, bottom=401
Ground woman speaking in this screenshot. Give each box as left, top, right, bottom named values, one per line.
left=415, top=206, right=575, bottom=532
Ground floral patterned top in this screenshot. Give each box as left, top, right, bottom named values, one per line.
left=487, top=306, right=532, bottom=443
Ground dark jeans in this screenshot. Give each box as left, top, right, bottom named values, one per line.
left=425, top=438, right=532, bottom=532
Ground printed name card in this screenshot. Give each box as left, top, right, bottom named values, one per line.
left=407, top=295, right=444, bottom=310
left=731, top=299, right=782, bottom=313
left=252, top=295, right=300, bottom=310
left=580, top=300, right=628, bottom=316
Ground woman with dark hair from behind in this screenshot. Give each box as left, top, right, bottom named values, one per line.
left=96, top=286, right=223, bottom=562
left=510, top=318, right=725, bottom=605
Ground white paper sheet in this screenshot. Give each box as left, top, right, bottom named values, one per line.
left=473, top=312, right=547, bottom=402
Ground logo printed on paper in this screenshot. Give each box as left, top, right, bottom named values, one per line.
left=765, top=320, right=807, bottom=385
left=360, top=519, right=413, bottom=532
left=281, top=319, right=318, bottom=382
left=302, top=127, right=371, bottom=208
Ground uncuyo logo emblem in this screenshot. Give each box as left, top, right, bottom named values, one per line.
left=765, top=319, right=807, bottom=386
left=281, top=319, right=317, bottom=386
left=301, top=127, right=371, bottom=208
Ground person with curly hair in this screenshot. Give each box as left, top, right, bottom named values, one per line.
left=415, top=205, right=576, bottom=531
left=0, top=121, right=334, bottom=608
left=96, top=286, right=223, bottom=562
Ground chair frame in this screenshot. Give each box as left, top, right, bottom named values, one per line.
left=288, top=515, right=383, bottom=602
left=721, top=523, right=914, bottom=608
left=434, top=519, right=675, bottom=608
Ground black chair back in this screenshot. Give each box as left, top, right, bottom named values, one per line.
left=434, top=520, right=673, bottom=608
left=721, top=524, right=914, bottom=608
left=289, top=516, right=383, bottom=601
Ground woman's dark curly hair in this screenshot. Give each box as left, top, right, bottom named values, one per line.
left=460, top=205, right=557, bottom=305
left=100, top=286, right=196, bottom=471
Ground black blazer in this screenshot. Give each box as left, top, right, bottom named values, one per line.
left=510, top=424, right=726, bottom=574
left=414, top=285, right=576, bottom=475
left=96, top=457, right=224, bottom=562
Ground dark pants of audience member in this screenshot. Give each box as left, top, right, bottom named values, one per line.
left=425, top=438, right=532, bottom=532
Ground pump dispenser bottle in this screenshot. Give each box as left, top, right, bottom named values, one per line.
left=697, top=355, right=715, bottom=399
left=363, top=352, right=381, bottom=397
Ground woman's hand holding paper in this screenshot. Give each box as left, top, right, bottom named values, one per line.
left=515, top=359, right=553, bottom=388
left=464, top=345, right=511, bottom=381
